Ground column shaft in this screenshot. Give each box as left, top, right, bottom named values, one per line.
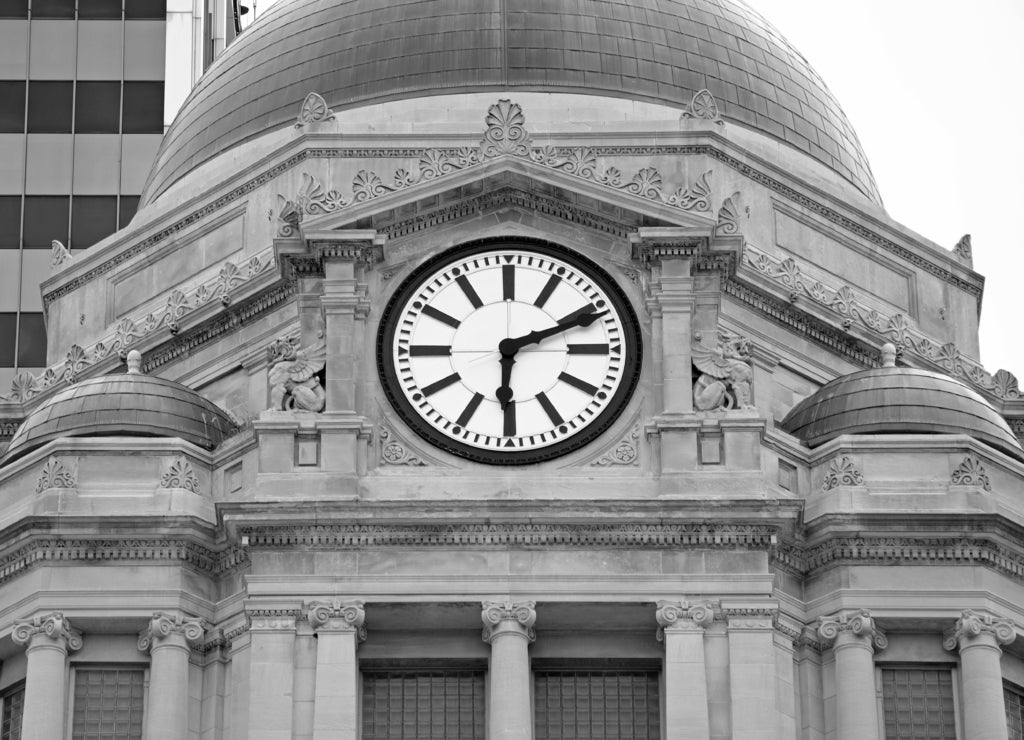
left=312, top=631, right=359, bottom=740
left=146, top=639, right=193, bottom=740
left=832, top=635, right=880, bottom=740
left=483, top=601, right=535, bottom=740
left=247, top=621, right=296, bottom=739
left=13, top=613, right=81, bottom=740
left=663, top=628, right=711, bottom=739
left=960, top=639, right=1009, bottom=740
left=728, top=620, right=777, bottom=740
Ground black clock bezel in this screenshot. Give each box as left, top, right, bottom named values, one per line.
left=376, top=237, right=642, bottom=466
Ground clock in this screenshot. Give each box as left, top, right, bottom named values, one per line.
left=377, top=239, right=641, bottom=465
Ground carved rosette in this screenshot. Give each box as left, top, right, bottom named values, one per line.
left=305, top=600, right=367, bottom=640
left=481, top=601, right=536, bottom=643
left=590, top=422, right=641, bottom=467
left=13, top=612, right=83, bottom=652
left=137, top=612, right=205, bottom=652
left=817, top=610, right=887, bottom=651
left=943, top=609, right=1016, bottom=652
left=655, top=600, right=715, bottom=641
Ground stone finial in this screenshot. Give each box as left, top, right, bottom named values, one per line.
left=481, top=601, right=536, bottom=643
left=51, top=239, right=72, bottom=268
left=880, top=343, right=897, bottom=368
left=953, top=234, right=972, bottom=264
left=817, top=610, right=887, bottom=651
left=137, top=612, right=205, bottom=652
left=12, top=612, right=83, bottom=652
left=943, top=609, right=1016, bottom=651
left=305, top=599, right=366, bottom=639
left=126, top=349, right=143, bottom=374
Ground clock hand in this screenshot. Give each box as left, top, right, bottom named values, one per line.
left=494, top=308, right=608, bottom=409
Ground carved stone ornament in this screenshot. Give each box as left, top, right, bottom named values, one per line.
left=305, top=599, right=367, bottom=640
left=35, top=457, right=76, bottom=493
left=951, top=455, right=991, bottom=491
left=51, top=239, right=72, bottom=268
left=821, top=456, right=864, bottom=490
left=953, top=234, right=973, bottom=265
left=137, top=612, right=205, bottom=652
left=295, top=92, right=335, bottom=127
left=378, top=425, right=426, bottom=467
left=590, top=422, right=642, bottom=467
left=655, top=600, right=715, bottom=640
left=715, top=192, right=741, bottom=236
left=481, top=601, right=537, bottom=643
left=692, top=329, right=754, bottom=411
left=817, top=610, right=887, bottom=650
left=12, top=612, right=83, bottom=652
left=267, top=336, right=326, bottom=412
left=481, top=98, right=533, bottom=157
left=680, top=88, right=723, bottom=124
left=943, top=609, right=1016, bottom=651
left=160, top=456, right=201, bottom=493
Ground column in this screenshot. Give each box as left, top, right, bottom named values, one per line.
left=12, top=612, right=82, bottom=740
left=482, top=601, right=536, bottom=740
left=138, top=612, right=205, bottom=740
left=656, top=600, right=713, bottom=740
left=726, top=605, right=778, bottom=740
left=247, top=613, right=297, bottom=739
left=818, top=610, right=886, bottom=740
left=306, top=600, right=366, bottom=740
left=944, top=609, right=1016, bottom=740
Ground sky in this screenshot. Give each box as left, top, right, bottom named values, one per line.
left=748, top=0, right=1024, bottom=377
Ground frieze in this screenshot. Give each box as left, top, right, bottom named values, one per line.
left=742, top=245, right=1016, bottom=399
left=5, top=250, right=277, bottom=403
left=951, top=455, right=992, bottom=491
left=241, top=522, right=780, bottom=549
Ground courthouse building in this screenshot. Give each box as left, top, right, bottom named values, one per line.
left=1, top=1, right=1024, bottom=738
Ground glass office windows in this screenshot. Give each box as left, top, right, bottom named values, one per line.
left=121, top=82, right=163, bottom=133
left=22, top=195, right=68, bottom=247
left=0, top=81, right=25, bottom=132
left=26, top=80, right=72, bottom=133
left=71, top=195, right=117, bottom=248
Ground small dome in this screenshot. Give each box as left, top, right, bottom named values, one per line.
left=1, top=369, right=237, bottom=465
left=780, top=365, right=1024, bottom=461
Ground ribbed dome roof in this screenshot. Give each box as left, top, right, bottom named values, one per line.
left=1, top=369, right=237, bottom=465
left=780, top=365, right=1024, bottom=461
left=140, top=0, right=880, bottom=206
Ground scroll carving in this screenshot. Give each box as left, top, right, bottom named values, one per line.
left=305, top=599, right=367, bottom=639
left=137, top=612, right=205, bottom=652
left=943, top=609, right=1015, bottom=651
left=481, top=600, right=536, bottom=643
left=818, top=610, right=887, bottom=650
left=13, top=612, right=83, bottom=651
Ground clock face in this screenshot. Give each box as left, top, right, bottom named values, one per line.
left=377, top=240, right=641, bottom=465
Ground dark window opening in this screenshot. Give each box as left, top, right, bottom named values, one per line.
left=27, top=81, right=73, bottom=133
left=23, top=195, right=69, bottom=248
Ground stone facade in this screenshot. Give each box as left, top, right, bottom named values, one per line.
left=0, top=28, right=1023, bottom=739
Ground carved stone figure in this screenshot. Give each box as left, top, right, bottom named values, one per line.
left=267, top=337, right=326, bottom=412
left=692, top=330, right=754, bottom=411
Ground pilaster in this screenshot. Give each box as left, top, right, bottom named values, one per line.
left=818, top=610, right=886, bottom=740
left=482, top=601, right=536, bottom=740
left=656, top=600, right=714, bottom=740
left=305, top=600, right=366, bottom=740
left=12, top=612, right=82, bottom=740
left=724, top=602, right=778, bottom=740
left=138, top=612, right=206, bottom=740
left=246, top=611, right=298, bottom=740
left=944, top=609, right=1016, bottom=740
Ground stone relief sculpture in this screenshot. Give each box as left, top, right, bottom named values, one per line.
left=691, top=330, right=754, bottom=411
left=51, top=240, right=72, bottom=268
left=267, top=337, right=327, bottom=412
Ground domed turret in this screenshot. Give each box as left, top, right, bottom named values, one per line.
left=1, top=351, right=237, bottom=465
left=780, top=345, right=1024, bottom=461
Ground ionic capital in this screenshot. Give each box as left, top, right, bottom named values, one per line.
left=817, top=610, right=887, bottom=651
left=481, top=601, right=536, bottom=644
left=137, top=612, right=205, bottom=653
left=12, top=612, right=83, bottom=653
left=305, top=599, right=366, bottom=640
left=655, top=600, right=714, bottom=640
left=943, top=609, right=1016, bottom=652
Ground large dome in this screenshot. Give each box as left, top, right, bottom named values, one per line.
left=141, top=0, right=880, bottom=206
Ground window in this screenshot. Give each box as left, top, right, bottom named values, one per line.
left=534, top=668, right=660, bottom=740
left=17, top=312, right=46, bottom=367
left=362, top=668, right=485, bottom=740
left=0, top=314, right=15, bottom=367
left=0, top=81, right=25, bottom=132
left=1007, top=684, right=1024, bottom=740
left=29, top=0, right=75, bottom=17
left=881, top=667, right=956, bottom=740
left=22, top=196, right=68, bottom=248
left=118, top=195, right=140, bottom=228
left=121, top=82, right=163, bottom=133
left=1, top=684, right=24, bottom=740
left=0, top=197, right=20, bottom=248
left=26, top=81, right=73, bottom=133
left=0, top=0, right=28, bottom=18
left=71, top=195, right=118, bottom=248
left=71, top=668, right=144, bottom=740
left=124, top=0, right=164, bottom=19
left=79, top=0, right=123, bottom=19
left=75, top=82, right=121, bottom=133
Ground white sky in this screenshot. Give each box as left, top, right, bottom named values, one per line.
left=748, top=0, right=1024, bottom=377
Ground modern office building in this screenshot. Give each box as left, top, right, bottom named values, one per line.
left=1, top=1, right=1024, bottom=739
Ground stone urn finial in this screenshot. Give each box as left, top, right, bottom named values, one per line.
left=880, top=343, right=896, bottom=368
left=126, top=349, right=143, bottom=375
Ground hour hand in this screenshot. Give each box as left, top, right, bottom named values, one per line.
left=495, top=354, right=515, bottom=410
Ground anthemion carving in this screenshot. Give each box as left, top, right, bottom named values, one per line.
left=951, top=455, right=992, bottom=491
left=953, top=234, right=973, bottom=265
left=680, top=88, right=723, bottom=124
left=35, top=457, right=76, bottom=493
left=267, top=336, right=327, bottom=413
left=821, top=456, right=864, bottom=490
left=160, top=457, right=201, bottom=493
left=50, top=239, right=72, bottom=268
left=295, top=92, right=335, bottom=127
left=715, top=192, right=741, bottom=236
left=692, top=330, right=754, bottom=411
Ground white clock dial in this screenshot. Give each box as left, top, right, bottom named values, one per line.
left=379, top=241, right=641, bottom=465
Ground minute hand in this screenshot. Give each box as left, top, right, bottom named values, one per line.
left=498, top=309, right=609, bottom=356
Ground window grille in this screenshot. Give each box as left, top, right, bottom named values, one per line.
left=1006, top=684, right=1024, bottom=740
left=881, top=668, right=956, bottom=740
left=71, top=669, right=144, bottom=740
left=534, top=670, right=660, bottom=740
left=362, top=670, right=485, bottom=740
left=1, top=685, right=24, bottom=740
